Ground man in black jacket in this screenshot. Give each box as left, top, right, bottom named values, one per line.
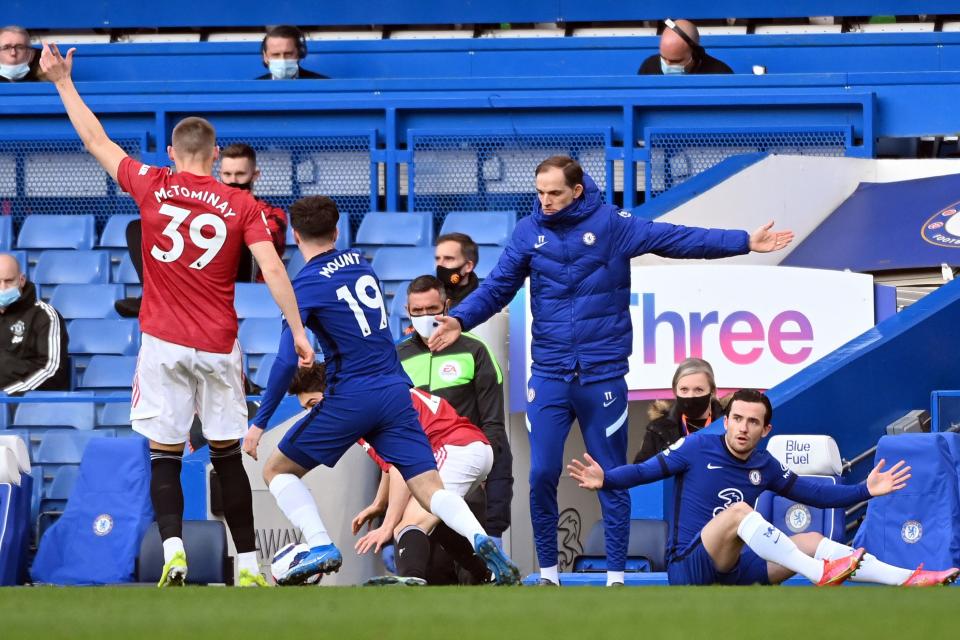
left=0, top=253, right=70, bottom=393
left=0, top=26, right=42, bottom=83
left=257, top=25, right=328, bottom=80
left=638, top=19, right=733, bottom=76
left=435, top=233, right=480, bottom=308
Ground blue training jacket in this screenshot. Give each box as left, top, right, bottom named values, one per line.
left=450, top=173, right=750, bottom=384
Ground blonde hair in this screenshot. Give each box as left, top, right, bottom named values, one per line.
left=671, top=357, right=717, bottom=394
left=171, top=117, right=216, bottom=158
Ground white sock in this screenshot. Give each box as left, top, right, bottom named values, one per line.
left=237, top=551, right=260, bottom=575
left=606, top=571, right=625, bottom=586
left=429, top=489, right=485, bottom=546
left=162, top=536, right=185, bottom=564
left=737, top=510, right=823, bottom=583
left=269, top=474, right=332, bottom=548
left=814, top=537, right=912, bottom=585
left=539, top=565, right=559, bottom=585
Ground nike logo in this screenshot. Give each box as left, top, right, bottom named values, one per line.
left=707, top=464, right=723, bottom=470
left=602, top=398, right=616, bottom=408
left=398, top=548, right=404, bottom=556
left=534, top=241, right=548, bottom=249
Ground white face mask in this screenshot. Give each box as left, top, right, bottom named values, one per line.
left=268, top=59, right=299, bottom=80
left=0, top=62, right=30, bottom=81
left=660, top=58, right=688, bottom=75
left=410, top=314, right=440, bottom=340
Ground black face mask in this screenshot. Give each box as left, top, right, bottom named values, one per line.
left=675, top=393, right=712, bottom=419
left=436, top=263, right=466, bottom=288
left=225, top=181, right=253, bottom=191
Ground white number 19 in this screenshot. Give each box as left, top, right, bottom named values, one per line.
left=336, top=275, right=388, bottom=336
left=151, top=203, right=227, bottom=270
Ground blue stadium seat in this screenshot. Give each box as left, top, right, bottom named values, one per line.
left=17, top=215, right=96, bottom=252
left=78, top=355, right=137, bottom=390
left=235, top=283, right=280, bottom=319
left=34, top=431, right=112, bottom=465
left=286, top=251, right=306, bottom=279
left=573, top=519, right=668, bottom=573
left=0, top=216, right=11, bottom=251
left=33, top=250, right=110, bottom=297
left=474, top=245, right=505, bottom=279
left=14, top=402, right=96, bottom=431
left=115, top=253, right=142, bottom=297
left=370, top=247, right=435, bottom=296
left=99, top=214, right=139, bottom=278
left=97, top=401, right=131, bottom=429
left=251, top=353, right=277, bottom=389
left=354, top=212, right=433, bottom=257
left=239, top=318, right=282, bottom=355
left=440, top=210, right=516, bottom=246
left=388, top=282, right=412, bottom=342
left=49, top=284, right=124, bottom=320
left=68, top=319, right=140, bottom=357
left=37, top=464, right=81, bottom=537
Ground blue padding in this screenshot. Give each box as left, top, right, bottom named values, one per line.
left=0, top=216, right=11, bottom=251
left=0, top=482, right=32, bottom=585
left=33, top=250, right=110, bottom=286
left=50, top=284, right=124, bottom=320
left=14, top=402, right=96, bottom=430
left=234, top=283, right=280, bottom=319
left=31, top=438, right=153, bottom=585
left=524, top=572, right=671, bottom=586
left=17, top=215, right=95, bottom=251
left=68, top=319, right=140, bottom=355
left=137, top=520, right=227, bottom=585
left=854, top=433, right=960, bottom=571
left=78, top=355, right=137, bottom=390
left=355, top=212, right=433, bottom=247
left=440, top=211, right=516, bottom=246
left=755, top=476, right=845, bottom=541
left=577, top=519, right=668, bottom=572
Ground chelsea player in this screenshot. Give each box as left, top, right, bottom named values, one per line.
left=569, top=389, right=957, bottom=586
left=244, top=196, right=520, bottom=585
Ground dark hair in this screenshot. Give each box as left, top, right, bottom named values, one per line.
left=407, top=274, right=446, bottom=301
left=288, top=363, right=326, bottom=395
left=261, top=25, right=308, bottom=59
left=290, top=195, right=339, bottom=242
left=171, top=117, right=216, bottom=158
left=221, top=143, right=257, bottom=164
left=535, top=155, right=584, bottom=189
left=436, top=232, right=478, bottom=266
left=724, top=389, right=773, bottom=426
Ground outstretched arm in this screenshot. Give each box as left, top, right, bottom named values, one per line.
left=568, top=451, right=680, bottom=491
left=778, top=459, right=910, bottom=508
left=40, top=42, right=127, bottom=181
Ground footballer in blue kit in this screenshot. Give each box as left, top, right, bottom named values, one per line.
left=569, top=389, right=958, bottom=587
left=244, top=195, right=520, bottom=586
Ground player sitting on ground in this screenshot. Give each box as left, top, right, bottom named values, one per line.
left=242, top=195, right=520, bottom=586
left=286, top=363, right=494, bottom=586
left=568, top=389, right=958, bottom=586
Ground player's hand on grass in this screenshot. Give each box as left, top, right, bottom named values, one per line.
left=39, top=42, right=75, bottom=84
left=567, top=453, right=604, bottom=491
left=243, top=425, right=264, bottom=460
left=293, top=333, right=315, bottom=367
left=427, top=316, right=461, bottom=353
left=355, top=525, right=392, bottom=555
left=866, top=458, right=911, bottom=497
left=748, top=220, right=794, bottom=253
left=351, top=503, right=386, bottom=535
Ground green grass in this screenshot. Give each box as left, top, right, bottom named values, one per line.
left=2, top=585, right=958, bottom=639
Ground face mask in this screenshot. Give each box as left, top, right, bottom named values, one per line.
left=660, top=58, right=687, bottom=75
left=410, top=314, right=440, bottom=340
left=436, top=264, right=466, bottom=288
left=269, top=59, right=299, bottom=80
left=225, top=181, right=252, bottom=191
left=0, top=286, right=21, bottom=308
left=675, top=393, right=711, bottom=419
left=0, top=62, right=30, bottom=81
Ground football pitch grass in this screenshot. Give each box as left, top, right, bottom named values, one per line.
left=2, top=585, right=959, bottom=639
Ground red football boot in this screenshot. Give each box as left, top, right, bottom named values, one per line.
left=903, top=564, right=960, bottom=587
left=816, top=547, right=865, bottom=586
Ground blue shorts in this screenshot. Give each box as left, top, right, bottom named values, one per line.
left=667, top=537, right=771, bottom=586
left=278, top=382, right=436, bottom=480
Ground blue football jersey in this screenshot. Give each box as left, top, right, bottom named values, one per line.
left=603, top=432, right=870, bottom=563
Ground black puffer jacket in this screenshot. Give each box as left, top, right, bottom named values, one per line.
left=0, top=280, right=70, bottom=393
left=634, top=397, right=725, bottom=463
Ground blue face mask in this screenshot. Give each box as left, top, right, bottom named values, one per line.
left=268, top=59, right=299, bottom=80
left=0, top=286, right=20, bottom=308
left=660, top=58, right=688, bottom=75
left=0, top=62, right=30, bottom=81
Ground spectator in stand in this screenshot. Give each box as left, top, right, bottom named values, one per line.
left=0, top=26, right=41, bottom=83
left=435, top=233, right=480, bottom=308
left=0, top=253, right=70, bottom=393
left=638, top=19, right=732, bottom=75
left=257, top=26, right=328, bottom=80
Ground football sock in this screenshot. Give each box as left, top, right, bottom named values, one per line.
left=268, top=474, right=332, bottom=548
left=150, top=448, right=184, bottom=544
left=395, top=526, right=430, bottom=581
left=209, top=441, right=256, bottom=554
left=607, top=571, right=625, bottom=586
left=430, top=522, right=492, bottom=583
left=539, top=565, right=559, bottom=585
left=814, top=537, right=912, bottom=585
left=162, top=537, right=185, bottom=565
left=237, top=551, right=260, bottom=576
left=429, top=489, right=485, bottom=546
left=737, top=510, right=823, bottom=583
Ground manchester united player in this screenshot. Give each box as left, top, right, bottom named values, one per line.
left=40, top=43, right=314, bottom=587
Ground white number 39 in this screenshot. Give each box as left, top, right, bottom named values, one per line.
left=151, top=203, right=227, bottom=270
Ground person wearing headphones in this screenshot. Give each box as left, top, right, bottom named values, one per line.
left=638, top=19, right=732, bottom=75
left=257, top=25, right=328, bottom=80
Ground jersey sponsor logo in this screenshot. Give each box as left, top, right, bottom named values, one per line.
left=706, top=463, right=723, bottom=470
left=901, top=520, right=923, bottom=544
left=922, top=206, right=960, bottom=248
left=138, top=164, right=150, bottom=176
left=582, top=232, right=596, bottom=246
left=437, top=360, right=463, bottom=382
left=318, top=252, right=362, bottom=279
left=10, top=320, right=25, bottom=345
left=785, top=504, right=811, bottom=533
left=712, top=488, right=744, bottom=516
left=534, top=235, right=548, bottom=249
left=93, top=513, right=114, bottom=536
left=618, top=210, right=631, bottom=218
left=749, top=470, right=762, bottom=485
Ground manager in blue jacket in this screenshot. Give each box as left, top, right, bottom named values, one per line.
left=429, top=155, right=793, bottom=586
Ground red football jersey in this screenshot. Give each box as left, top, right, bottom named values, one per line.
left=117, top=157, right=274, bottom=353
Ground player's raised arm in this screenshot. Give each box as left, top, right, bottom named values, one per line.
left=40, top=42, right=128, bottom=181
left=249, top=241, right=314, bottom=367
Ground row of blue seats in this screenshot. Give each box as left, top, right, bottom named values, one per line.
left=1, top=402, right=133, bottom=431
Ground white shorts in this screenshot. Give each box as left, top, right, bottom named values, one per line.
left=131, top=333, right=248, bottom=445
left=435, top=441, right=494, bottom=497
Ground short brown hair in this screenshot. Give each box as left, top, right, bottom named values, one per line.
left=221, top=143, right=256, bottom=164
left=436, top=232, right=478, bottom=266
left=407, top=274, right=447, bottom=301
left=288, top=363, right=326, bottom=395
left=535, top=155, right=584, bottom=189
left=290, top=195, right=339, bottom=242
left=171, top=117, right=216, bottom=158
